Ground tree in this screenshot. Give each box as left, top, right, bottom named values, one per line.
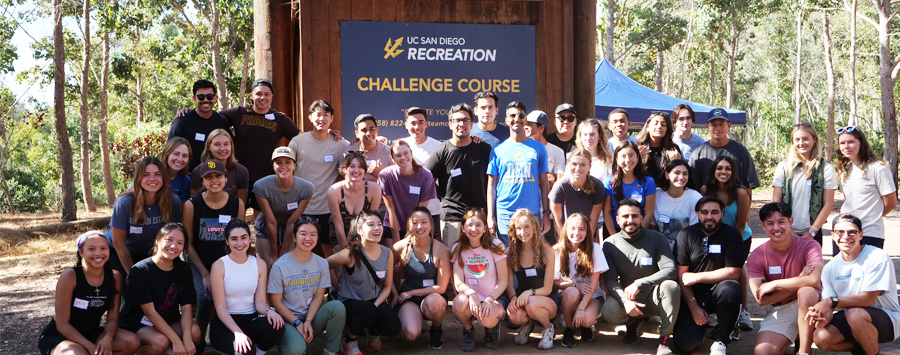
left=79, top=0, right=95, bottom=211
left=823, top=10, right=836, bottom=160
left=793, top=5, right=804, bottom=124
left=53, top=0, right=77, bottom=221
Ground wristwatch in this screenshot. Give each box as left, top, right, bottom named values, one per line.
left=831, top=297, right=840, bottom=309
left=293, top=318, right=303, bottom=327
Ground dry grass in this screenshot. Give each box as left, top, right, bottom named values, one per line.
left=0, top=208, right=112, bottom=259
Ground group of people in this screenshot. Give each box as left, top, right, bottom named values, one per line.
left=39, top=79, right=900, bottom=355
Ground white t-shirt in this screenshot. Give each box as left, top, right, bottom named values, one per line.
left=545, top=142, right=566, bottom=176
left=822, top=245, right=900, bottom=340
left=400, top=136, right=442, bottom=216
left=554, top=242, right=610, bottom=299
left=651, top=188, right=702, bottom=247
left=772, top=161, right=838, bottom=234
left=839, top=162, right=896, bottom=239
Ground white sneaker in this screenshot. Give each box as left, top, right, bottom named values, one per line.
left=710, top=341, right=727, bottom=355
left=537, top=325, right=555, bottom=350
left=614, top=325, right=628, bottom=336
left=515, top=321, right=535, bottom=345
left=324, top=350, right=340, bottom=355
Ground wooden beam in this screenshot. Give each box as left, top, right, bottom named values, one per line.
left=573, top=0, right=596, bottom=118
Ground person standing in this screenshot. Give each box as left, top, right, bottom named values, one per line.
left=607, top=109, right=637, bottom=152
left=158, top=138, right=192, bottom=203
left=689, top=108, right=759, bottom=190
left=379, top=140, right=437, bottom=247
left=651, top=160, right=702, bottom=250
left=470, top=91, right=509, bottom=147
left=671, top=104, right=705, bottom=162
left=636, top=112, right=683, bottom=182
left=347, top=114, right=393, bottom=183
left=189, top=129, right=250, bottom=204
left=253, top=147, right=314, bottom=266
left=549, top=149, right=607, bottom=242
left=546, top=103, right=580, bottom=154
left=525, top=110, right=566, bottom=186
left=168, top=79, right=230, bottom=172
left=399, top=106, right=443, bottom=239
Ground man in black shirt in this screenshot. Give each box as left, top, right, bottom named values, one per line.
left=168, top=79, right=230, bottom=172
left=425, top=103, right=491, bottom=248
left=672, top=196, right=744, bottom=355
left=546, top=103, right=579, bottom=154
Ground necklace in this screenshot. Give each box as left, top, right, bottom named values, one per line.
left=94, top=286, right=100, bottom=296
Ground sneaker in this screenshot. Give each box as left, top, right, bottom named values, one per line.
left=515, top=321, right=535, bottom=345
left=707, top=313, right=718, bottom=327
left=484, top=325, right=500, bottom=349
left=537, top=325, right=555, bottom=350
left=428, top=326, right=444, bottom=350
left=648, top=315, right=662, bottom=324
left=739, top=307, right=754, bottom=330
left=460, top=328, right=476, bottom=352
left=341, top=339, right=362, bottom=355
left=561, top=328, right=575, bottom=348
left=323, top=350, right=340, bottom=355
left=623, top=318, right=642, bottom=344
left=580, top=326, right=594, bottom=341
left=365, top=331, right=381, bottom=352
left=730, top=325, right=741, bottom=341
left=614, top=325, right=628, bottom=336
left=657, top=336, right=673, bottom=355
left=710, top=341, right=727, bottom=355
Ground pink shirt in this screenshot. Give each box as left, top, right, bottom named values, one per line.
left=453, top=240, right=507, bottom=302
left=747, top=235, right=824, bottom=306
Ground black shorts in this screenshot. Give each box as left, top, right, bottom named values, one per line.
left=303, top=213, right=332, bottom=245
left=830, top=308, right=896, bottom=345
left=393, top=292, right=448, bottom=313
left=253, top=213, right=286, bottom=244
left=742, top=238, right=753, bottom=261
left=38, top=321, right=104, bottom=355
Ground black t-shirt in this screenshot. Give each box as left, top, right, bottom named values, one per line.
left=424, top=140, right=492, bottom=221
left=121, top=258, right=196, bottom=327
left=675, top=223, right=744, bottom=295
left=190, top=193, right=241, bottom=269
left=221, top=106, right=301, bottom=183
left=168, top=109, right=231, bottom=172
left=645, top=145, right=665, bottom=183
left=546, top=132, right=577, bottom=154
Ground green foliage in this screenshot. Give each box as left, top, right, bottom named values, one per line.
left=0, top=167, right=50, bottom=212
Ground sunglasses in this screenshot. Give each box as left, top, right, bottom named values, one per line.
left=650, top=111, right=670, bottom=119
left=557, top=115, right=576, bottom=122
left=195, top=93, right=215, bottom=101
left=836, top=126, right=858, bottom=134
left=299, top=216, right=319, bottom=224
left=832, top=229, right=859, bottom=237
left=507, top=112, right=526, bottom=119
left=793, top=122, right=812, bottom=128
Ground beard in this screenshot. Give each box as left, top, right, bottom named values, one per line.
left=700, top=219, right=720, bottom=234
left=622, top=222, right=640, bottom=234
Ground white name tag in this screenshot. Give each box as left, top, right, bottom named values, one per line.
left=709, top=244, right=722, bottom=254
left=287, top=202, right=299, bottom=211
left=527, top=152, right=537, bottom=159
left=366, top=159, right=377, bottom=167
left=640, top=256, right=654, bottom=266
left=450, top=168, right=463, bottom=177
left=375, top=270, right=386, bottom=279
left=409, top=186, right=421, bottom=195
left=631, top=191, right=643, bottom=203
left=806, top=179, right=812, bottom=187
left=306, top=296, right=312, bottom=307
left=129, top=226, right=143, bottom=234
left=264, top=113, right=276, bottom=120
left=524, top=268, right=538, bottom=277
left=423, top=279, right=435, bottom=287
left=73, top=298, right=89, bottom=310
left=467, top=278, right=479, bottom=286
left=140, top=315, right=154, bottom=327
left=658, top=214, right=671, bottom=223
left=768, top=266, right=783, bottom=275
left=324, top=154, right=334, bottom=163
left=194, top=133, right=206, bottom=141
left=219, top=215, right=232, bottom=224
left=565, top=152, right=572, bottom=159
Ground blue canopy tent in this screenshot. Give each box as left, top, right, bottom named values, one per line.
left=594, top=59, right=746, bottom=125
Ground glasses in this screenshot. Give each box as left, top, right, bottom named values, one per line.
left=299, top=216, right=319, bottom=224
left=837, top=126, right=858, bottom=134
left=832, top=229, right=859, bottom=237
left=195, top=93, right=215, bottom=101
left=450, top=117, right=472, bottom=124
left=507, top=113, right=526, bottom=119
left=650, top=111, right=670, bottom=119
left=793, top=122, right=812, bottom=128
left=557, top=115, right=576, bottom=122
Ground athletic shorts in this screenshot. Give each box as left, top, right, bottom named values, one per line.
left=830, top=308, right=896, bottom=346
left=38, top=322, right=103, bottom=355
left=759, top=299, right=801, bottom=341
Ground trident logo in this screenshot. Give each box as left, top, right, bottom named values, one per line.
left=384, top=37, right=404, bottom=59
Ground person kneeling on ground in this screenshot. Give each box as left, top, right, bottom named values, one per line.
left=554, top=213, right=609, bottom=348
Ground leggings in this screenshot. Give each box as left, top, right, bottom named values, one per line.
left=672, top=280, right=742, bottom=354
left=209, top=313, right=285, bottom=355
left=341, top=299, right=401, bottom=338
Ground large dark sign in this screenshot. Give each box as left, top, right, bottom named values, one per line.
left=340, top=21, right=536, bottom=141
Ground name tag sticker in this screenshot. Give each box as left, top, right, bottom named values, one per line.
left=640, top=256, right=654, bottom=266
left=264, top=113, right=276, bottom=120
left=525, top=268, right=538, bottom=277
left=366, top=159, right=377, bottom=167
left=129, top=226, right=143, bottom=234
left=409, top=186, right=421, bottom=195
left=769, top=266, right=783, bottom=275
left=73, top=298, right=89, bottom=310
left=565, top=152, right=572, bottom=159
left=375, top=270, right=386, bottom=279
left=194, top=133, right=206, bottom=141
left=324, top=154, right=334, bottom=163
left=286, top=202, right=299, bottom=211
left=527, top=152, right=537, bottom=159
left=658, top=214, right=671, bottom=223
left=467, top=278, right=479, bottom=286
left=306, top=296, right=312, bottom=306
left=450, top=168, right=463, bottom=177
left=806, top=179, right=812, bottom=187
left=219, top=215, right=232, bottom=224
left=140, top=316, right=154, bottom=327
left=631, top=191, right=643, bottom=203
left=423, top=279, right=435, bottom=287
left=709, top=244, right=722, bottom=254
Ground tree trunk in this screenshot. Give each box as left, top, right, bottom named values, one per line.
left=678, top=0, right=694, bottom=99
left=709, top=39, right=716, bottom=105
left=875, top=0, right=898, bottom=184
left=793, top=9, right=803, bottom=124
left=254, top=0, right=272, bottom=81
left=654, top=4, right=663, bottom=92
left=849, top=0, right=858, bottom=125
left=54, top=0, right=77, bottom=221
left=136, top=73, right=144, bottom=122
left=0, top=164, right=14, bottom=214
left=606, top=0, right=615, bottom=65
left=726, top=11, right=738, bottom=109
left=823, top=11, right=836, bottom=160
left=80, top=0, right=95, bottom=212
left=210, top=0, right=229, bottom=110
left=239, top=39, right=251, bottom=107
left=101, top=28, right=115, bottom=204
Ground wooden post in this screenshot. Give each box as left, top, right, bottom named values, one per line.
left=573, top=0, right=597, bottom=118
left=254, top=0, right=272, bottom=81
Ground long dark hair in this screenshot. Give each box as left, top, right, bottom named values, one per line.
left=150, top=223, right=191, bottom=295
left=223, top=219, right=256, bottom=256
left=703, top=156, right=745, bottom=205
left=345, top=210, right=382, bottom=265
left=611, top=141, right=648, bottom=201
left=74, top=231, right=117, bottom=308
left=636, top=112, right=682, bottom=176
left=658, top=159, right=691, bottom=191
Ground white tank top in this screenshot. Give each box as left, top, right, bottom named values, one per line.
left=222, top=254, right=259, bottom=314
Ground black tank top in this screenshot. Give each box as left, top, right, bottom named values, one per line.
left=67, top=266, right=115, bottom=329
left=191, top=193, right=241, bottom=269
left=400, top=239, right=437, bottom=292
left=514, top=263, right=556, bottom=295
left=338, top=184, right=370, bottom=236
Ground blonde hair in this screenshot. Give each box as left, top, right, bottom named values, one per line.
left=158, top=137, right=192, bottom=176
left=554, top=213, right=594, bottom=278
left=575, top=119, right=611, bottom=167
left=200, top=129, right=238, bottom=170
left=566, top=148, right=596, bottom=195
left=784, top=124, right=822, bottom=180
left=506, top=209, right=546, bottom=272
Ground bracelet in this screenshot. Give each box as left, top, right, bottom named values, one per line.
left=577, top=308, right=584, bottom=311
left=267, top=307, right=276, bottom=312
left=808, top=228, right=819, bottom=236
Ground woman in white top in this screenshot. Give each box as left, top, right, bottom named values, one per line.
left=574, top=119, right=613, bottom=181
left=554, top=213, right=608, bottom=348
left=772, top=123, right=837, bottom=245
left=209, top=219, right=284, bottom=355
left=652, top=159, right=702, bottom=250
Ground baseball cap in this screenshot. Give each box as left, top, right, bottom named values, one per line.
left=195, top=159, right=226, bottom=178
left=708, top=108, right=730, bottom=122
left=251, top=78, right=273, bottom=91
left=555, top=103, right=577, bottom=116
left=271, top=147, right=295, bottom=161
left=527, top=110, right=550, bottom=127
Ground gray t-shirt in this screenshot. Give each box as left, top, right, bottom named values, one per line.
left=347, top=142, right=394, bottom=182
left=339, top=245, right=392, bottom=301
left=839, top=162, right=896, bottom=239
left=549, top=175, right=606, bottom=220
left=689, top=139, right=759, bottom=189
left=267, top=253, right=331, bottom=319
left=252, top=175, right=314, bottom=225
left=289, top=132, right=350, bottom=214
left=673, top=133, right=706, bottom=162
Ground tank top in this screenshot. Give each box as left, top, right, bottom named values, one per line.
left=339, top=244, right=391, bottom=301
left=191, top=193, right=241, bottom=269
left=338, top=183, right=370, bottom=237
left=722, top=200, right=753, bottom=241
left=222, top=254, right=259, bottom=315
left=400, top=238, right=437, bottom=293
left=514, top=262, right=556, bottom=296
left=66, top=266, right=115, bottom=329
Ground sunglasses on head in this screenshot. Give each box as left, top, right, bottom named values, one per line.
left=507, top=112, right=526, bottom=119
left=650, top=111, right=670, bottom=119
left=557, top=115, right=576, bottom=122
left=299, top=216, right=319, bottom=224
left=793, top=122, right=812, bottom=128
left=195, top=93, right=215, bottom=101
left=836, top=126, right=859, bottom=134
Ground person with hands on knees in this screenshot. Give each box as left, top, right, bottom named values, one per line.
left=505, top=209, right=559, bottom=350
left=379, top=140, right=437, bottom=247
left=269, top=217, right=346, bottom=355
left=805, top=213, right=900, bottom=355
left=748, top=202, right=824, bottom=355
left=189, top=129, right=250, bottom=204
left=671, top=196, right=744, bottom=355
left=554, top=213, right=609, bottom=348
left=390, top=207, right=451, bottom=349
left=119, top=224, right=202, bottom=355
left=601, top=199, right=679, bottom=355
left=327, top=152, right=383, bottom=251
left=450, top=208, right=509, bottom=351
left=209, top=219, right=285, bottom=355
left=38, top=231, right=140, bottom=355
left=253, top=146, right=314, bottom=267
left=327, top=210, right=400, bottom=355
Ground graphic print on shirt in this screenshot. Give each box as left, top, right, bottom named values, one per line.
left=239, top=114, right=278, bottom=132
left=503, top=151, right=536, bottom=183
left=284, top=269, right=324, bottom=293
left=661, top=216, right=691, bottom=242
left=465, top=253, right=490, bottom=276
left=198, top=218, right=227, bottom=241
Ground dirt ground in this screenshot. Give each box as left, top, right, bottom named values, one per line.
left=2, top=192, right=900, bottom=354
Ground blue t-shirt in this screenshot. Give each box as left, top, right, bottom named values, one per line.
left=607, top=136, right=638, bottom=153
left=108, top=194, right=182, bottom=258
left=673, top=133, right=706, bottom=162
left=171, top=174, right=191, bottom=202
left=722, top=200, right=753, bottom=241
left=604, top=176, right=656, bottom=227
left=471, top=124, right=509, bottom=148
left=488, top=138, right=548, bottom=229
